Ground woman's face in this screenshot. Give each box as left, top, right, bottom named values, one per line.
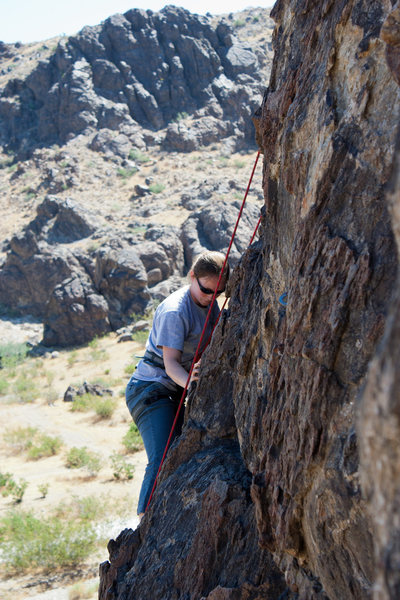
left=189, top=272, right=226, bottom=307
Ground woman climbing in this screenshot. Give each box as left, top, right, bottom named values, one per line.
left=125, top=250, right=230, bottom=520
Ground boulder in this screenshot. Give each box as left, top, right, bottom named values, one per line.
left=0, top=238, right=81, bottom=317
left=144, top=225, right=185, bottom=274
left=43, top=273, right=111, bottom=347
left=94, top=245, right=151, bottom=328
left=90, top=129, right=135, bottom=157
left=30, top=195, right=99, bottom=243
left=181, top=198, right=260, bottom=268
left=136, top=241, right=173, bottom=282
left=163, top=117, right=233, bottom=152
left=147, top=274, right=186, bottom=302
left=64, top=381, right=113, bottom=402
left=134, top=184, right=150, bottom=197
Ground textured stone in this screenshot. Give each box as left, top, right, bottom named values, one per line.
left=43, top=273, right=111, bottom=347
left=358, top=122, right=400, bottom=599
left=94, top=245, right=151, bottom=329
left=181, top=198, right=260, bottom=267
left=99, top=1, right=400, bottom=599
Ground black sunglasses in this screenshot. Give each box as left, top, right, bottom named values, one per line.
left=196, top=277, right=224, bottom=296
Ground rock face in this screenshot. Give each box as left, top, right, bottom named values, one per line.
left=0, top=6, right=262, bottom=155
left=99, top=1, right=400, bottom=599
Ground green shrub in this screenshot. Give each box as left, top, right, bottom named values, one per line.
left=124, top=362, right=137, bottom=376
left=69, top=393, right=94, bottom=412
left=13, top=372, right=40, bottom=402
left=130, top=225, right=148, bottom=235
left=93, top=396, right=117, bottom=419
left=65, top=447, right=101, bottom=477
left=54, top=494, right=107, bottom=523
left=117, top=166, right=138, bottom=179
left=0, top=375, right=9, bottom=395
left=174, top=111, right=189, bottom=121
left=122, top=423, right=143, bottom=453
left=110, top=453, right=134, bottom=480
left=0, top=156, right=14, bottom=169
left=0, top=342, right=28, bottom=369
left=3, top=426, right=38, bottom=453
left=70, top=392, right=115, bottom=418
left=233, top=19, right=245, bottom=27
left=0, top=494, right=129, bottom=573
left=0, top=507, right=97, bottom=572
left=44, top=387, right=58, bottom=403
left=132, top=330, right=149, bottom=344
left=3, top=427, right=63, bottom=460
left=128, top=148, right=150, bottom=163
left=0, top=473, right=28, bottom=503
left=90, top=347, right=109, bottom=361
left=88, top=337, right=99, bottom=349
left=27, top=434, right=63, bottom=460
left=0, top=472, right=13, bottom=491
left=149, top=182, right=165, bottom=194
left=38, top=483, right=49, bottom=498
left=88, top=338, right=109, bottom=361
left=233, top=158, right=246, bottom=169
left=67, top=349, right=79, bottom=367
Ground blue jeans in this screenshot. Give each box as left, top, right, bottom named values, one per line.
left=125, top=379, right=184, bottom=514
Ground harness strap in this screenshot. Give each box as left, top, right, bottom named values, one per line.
left=143, top=349, right=165, bottom=369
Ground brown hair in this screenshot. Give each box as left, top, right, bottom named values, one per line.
left=190, top=251, right=230, bottom=281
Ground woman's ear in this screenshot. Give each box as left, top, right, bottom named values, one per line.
left=189, top=270, right=195, bottom=281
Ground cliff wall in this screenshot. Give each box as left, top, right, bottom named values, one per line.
left=99, top=1, right=400, bottom=598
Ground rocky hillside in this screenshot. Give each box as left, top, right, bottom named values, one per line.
left=0, top=6, right=273, bottom=347
left=99, top=1, right=400, bottom=599
left=0, top=6, right=269, bottom=154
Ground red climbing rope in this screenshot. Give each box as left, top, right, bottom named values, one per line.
left=145, top=150, right=261, bottom=512
left=249, top=214, right=262, bottom=246
left=206, top=204, right=263, bottom=345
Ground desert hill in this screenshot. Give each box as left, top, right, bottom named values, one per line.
left=0, top=6, right=271, bottom=600
left=0, top=5, right=272, bottom=348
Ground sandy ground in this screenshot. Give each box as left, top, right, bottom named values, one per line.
left=0, top=326, right=147, bottom=600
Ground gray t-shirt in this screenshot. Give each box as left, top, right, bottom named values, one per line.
left=132, top=285, right=220, bottom=390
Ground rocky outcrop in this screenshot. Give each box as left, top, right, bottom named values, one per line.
left=42, top=273, right=111, bottom=347
left=181, top=197, right=260, bottom=267
left=94, top=245, right=151, bottom=329
left=99, top=1, right=400, bottom=599
left=0, top=6, right=263, bottom=155
left=0, top=174, right=261, bottom=345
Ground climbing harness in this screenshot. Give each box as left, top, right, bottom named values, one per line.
left=145, top=150, right=261, bottom=512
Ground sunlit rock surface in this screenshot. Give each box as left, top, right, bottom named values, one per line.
left=99, top=1, right=400, bottom=598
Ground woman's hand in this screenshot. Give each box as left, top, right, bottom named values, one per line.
left=163, top=346, right=191, bottom=388
left=163, top=347, right=202, bottom=388
left=190, top=359, right=201, bottom=384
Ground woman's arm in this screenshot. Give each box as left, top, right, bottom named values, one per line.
left=163, top=346, right=200, bottom=388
